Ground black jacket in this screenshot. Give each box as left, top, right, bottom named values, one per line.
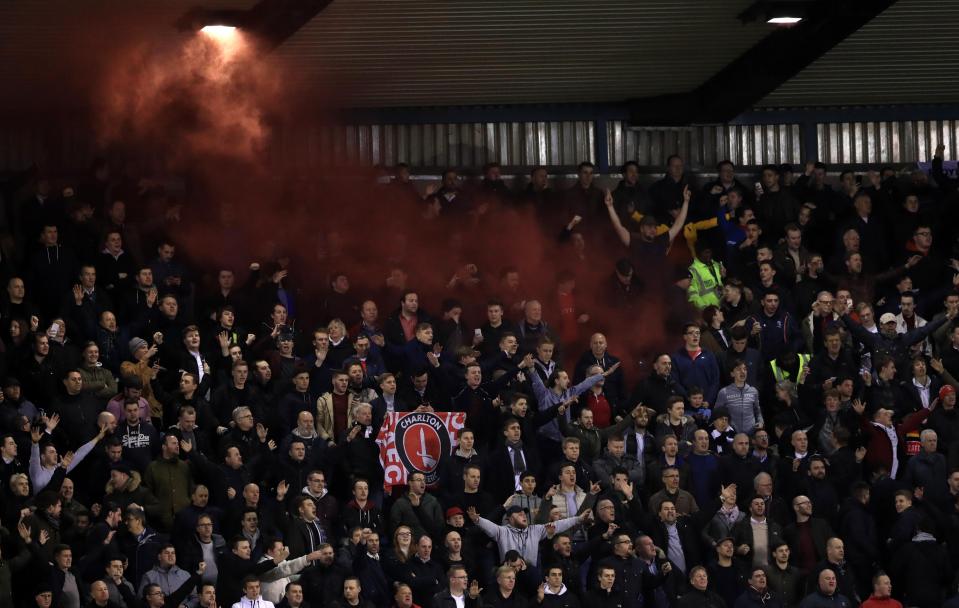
left=432, top=589, right=484, bottom=608
left=676, top=588, right=727, bottom=608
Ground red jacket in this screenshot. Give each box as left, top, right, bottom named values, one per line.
left=859, top=408, right=930, bottom=474
left=861, top=595, right=903, bottom=608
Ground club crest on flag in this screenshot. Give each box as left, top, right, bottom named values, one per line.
left=377, top=411, right=466, bottom=489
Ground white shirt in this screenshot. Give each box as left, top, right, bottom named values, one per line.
left=190, top=350, right=205, bottom=383
left=233, top=596, right=276, bottom=608
left=912, top=377, right=931, bottom=409
left=452, top=593, right=466, bottom=608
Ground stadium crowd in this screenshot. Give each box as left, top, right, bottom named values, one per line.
left=2, top=145, right=959, bottom=608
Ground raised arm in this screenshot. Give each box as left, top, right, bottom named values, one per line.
left=529, top=367, right=552, bottom=406
left=667, top=186, right=692, bottom=243
left=604, top=189, right=631, bottom=247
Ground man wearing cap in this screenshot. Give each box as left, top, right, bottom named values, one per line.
left=468, top=503, right=589, bottom=570
left=925, top=383, right=959, bottom=466
left=841, top=303, right=954, bottom=380
left=107, top=368, right=150, bottom=421
left=121, top=336, right=163, bottom=423
left=105, top=461, right=161, bottom=520
left=855, top=399, right=934, bottom=479
left=706, top=537, right=745, bottom=608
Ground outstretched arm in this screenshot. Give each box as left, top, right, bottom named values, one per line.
left=604, top=189, right=631, bottom=247
left=667, top=186, right=691, bottom=243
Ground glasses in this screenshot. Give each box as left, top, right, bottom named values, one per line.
left=915, top=230, right=931, bottom=236
left=397, top=532, right=412, bottom=537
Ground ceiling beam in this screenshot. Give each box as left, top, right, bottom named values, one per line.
left=627, top=0, right=898, bottom=126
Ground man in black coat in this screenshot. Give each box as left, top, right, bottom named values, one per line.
left=299, top=544, right=348, bottom=606
left=645, top=500, right=701, bottom=580
left=596, top=532, right=644, bottom=608
left=630, top=354, right=687, bottom=415
left=432, top=564, right=484, bottom=608
left=216, top=536, right=284, bottom=606
left=572, top=334, right=625, bottom=405
left=806, top=538, right=860, bottom=606
left=583, top=565, right=624, bottom=608
left=487, top=418, right=541, bottom=503
left=345, top=532, right=390, bottom=608
left=397, top=535, right=444, bottom=607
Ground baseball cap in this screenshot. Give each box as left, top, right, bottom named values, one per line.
left=445, top=507, right=464, bottom=519
left=505, top=505, right=525, bottom=516
left=940, top=385, right=956, bottom=400
left=879, top=313, right=897, bottom=325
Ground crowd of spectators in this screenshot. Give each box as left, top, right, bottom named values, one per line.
left=2, top=145, right=959, bottom=608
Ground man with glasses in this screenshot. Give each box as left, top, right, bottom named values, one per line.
left=783, top=495, right=832, bottom=575
left=649, top=467, right=698, bottom=516
left=389, top=471, right=444, bottom=544
left=176, top=514, right=225, bottom=584
left=118, top=563, right=205, bottom=608
left=672, top=323, right=720, bottom=405
left=596, top=532, right=642, bottom=608
left=434, top=564, right=482, bottom=608
left=301, top=470, right=337, bottom=544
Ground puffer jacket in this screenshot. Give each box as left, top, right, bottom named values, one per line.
left=715, top=383, right=762, bottom=433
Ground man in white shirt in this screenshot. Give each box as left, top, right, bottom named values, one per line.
left=232, top=576, right=275, bottom=608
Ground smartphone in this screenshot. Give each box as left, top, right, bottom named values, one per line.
left=474, top=329, right=483, bottom=337
left=49, top=322, right=61, bottom=337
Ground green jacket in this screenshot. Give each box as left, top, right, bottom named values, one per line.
left=143, top=457, right=193, bottom=532
left=687, top=258, right=723, bottom=309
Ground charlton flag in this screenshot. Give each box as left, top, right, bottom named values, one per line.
left=377, top=411, right=466, bottom=489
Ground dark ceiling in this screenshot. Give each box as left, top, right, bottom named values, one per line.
left=0, top=0, right=951, bottom=119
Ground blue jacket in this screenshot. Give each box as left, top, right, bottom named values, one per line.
left=672, top=347, right=720, bottom=404
left=747, top=310, right=804, bottom=362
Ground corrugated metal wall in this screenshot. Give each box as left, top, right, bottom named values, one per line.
left=270, top=121, right=596, bottom=171
left=817, top=119, right=959, bottom=165
left=606, top=121, right=803, bottom=169
left=4, top=116, right=959, bottom=173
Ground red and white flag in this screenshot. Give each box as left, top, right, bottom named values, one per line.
left=376, top=411, right=466, bottom=489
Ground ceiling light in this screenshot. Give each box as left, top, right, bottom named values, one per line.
left=767, top=16, right=802, bottom=24
left=201, top=25, right=238, bottom=37
left=738, top=1, right=810, bottom=25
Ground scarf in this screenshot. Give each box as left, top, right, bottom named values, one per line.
left=505, top=440, right=526, bottom=475
left=720, top=505, right=740, bottom=525
left=455, top=447, right=478, bottom=459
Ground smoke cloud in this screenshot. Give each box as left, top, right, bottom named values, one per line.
left=80, top=19, right=684, bottom=379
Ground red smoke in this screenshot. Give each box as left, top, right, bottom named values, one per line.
left=82, top=21, right=683, bottom=380
left=96, top=29, right=281, bottom=166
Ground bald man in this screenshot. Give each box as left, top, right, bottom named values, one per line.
left=574, top=332, right=625, bottom=403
